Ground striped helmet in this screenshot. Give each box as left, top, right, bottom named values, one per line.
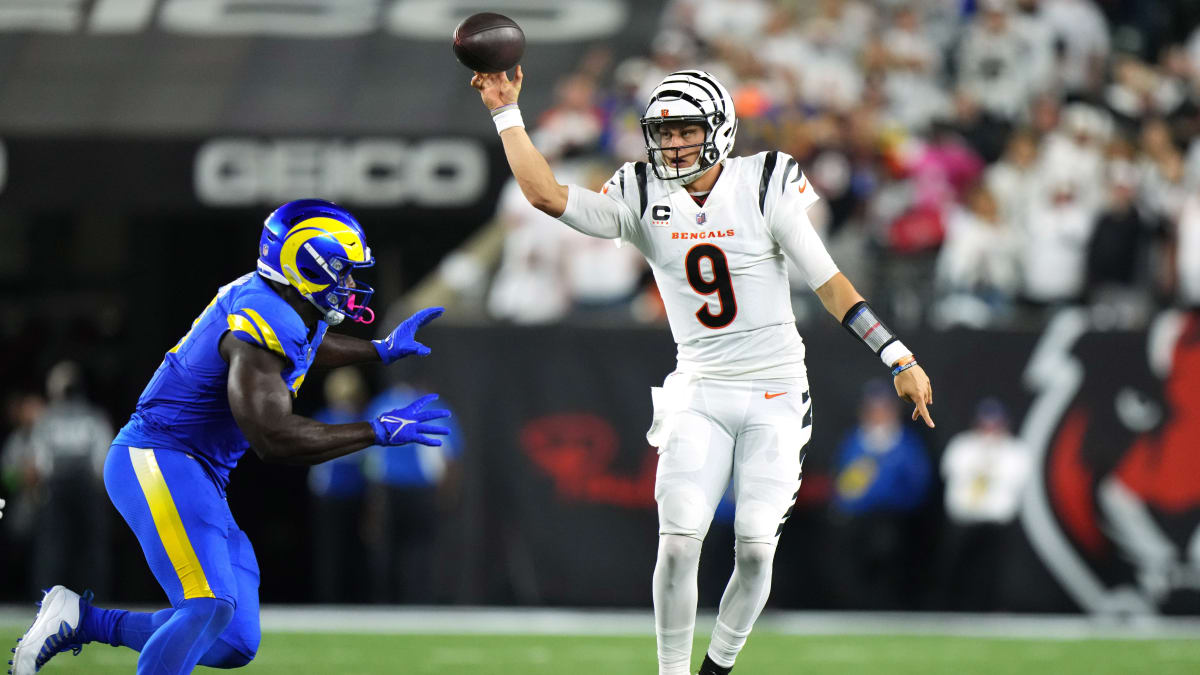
left=640, top=70, right=737, bottom=185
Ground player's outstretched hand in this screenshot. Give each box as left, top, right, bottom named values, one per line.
left=470, top=65, right=523, bottom=112
left=894, top=364, right=934, bottom=428
left=0, top=497, right=5, bottom=520
left=370, top=394, right=451, bottom=447
left=372, top=306, right=444, bottom=364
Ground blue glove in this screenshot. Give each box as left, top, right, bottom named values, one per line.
left=369, top=394, right=451, bottom=447
left=372, top=306, right=444, bottom=364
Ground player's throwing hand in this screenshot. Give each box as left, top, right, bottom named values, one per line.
left=894, top=364, right=934, bottom=428
left=370, top=394, right=451, bottom=447
left=471, top=65, right=523, bottom=111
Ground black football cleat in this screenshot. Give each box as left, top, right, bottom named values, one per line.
left=698, top=654, right=732, bottom=675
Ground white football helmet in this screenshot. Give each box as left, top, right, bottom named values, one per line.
left=640, top=70, right=737, bottom=185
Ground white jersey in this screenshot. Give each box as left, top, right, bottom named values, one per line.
left=560, top=151, right=839, bottom=380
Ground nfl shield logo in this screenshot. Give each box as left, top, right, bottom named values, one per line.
left=696, top=212, right=706, bottom=225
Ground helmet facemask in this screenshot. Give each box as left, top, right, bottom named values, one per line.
left=641, top=113, right=726, bottom=184
left=640, top=70, right=738, bottom=186
left=283, top=243, right=375, bottom=326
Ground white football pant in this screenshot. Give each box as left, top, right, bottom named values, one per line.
left=648, top=374, right=812, bottom=675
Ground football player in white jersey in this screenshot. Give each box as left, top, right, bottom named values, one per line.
left=472, top=67, right=933, bottom=675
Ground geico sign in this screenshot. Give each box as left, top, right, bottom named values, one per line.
left=4, top=0, right=626, bottom=41
left=195, top=138, right=487, bottom=207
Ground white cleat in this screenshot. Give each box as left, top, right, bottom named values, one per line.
left=9, top=586, right=88, bottom=675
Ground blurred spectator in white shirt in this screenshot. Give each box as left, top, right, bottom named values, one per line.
left=984, top=128, right=1039, bottom=226
left=487, top=175, right=574, bottom=324
left=1020, top=185, right=1097, bottom=305
left=942, top=399, right=1031, bottom=526
left=792, top=17, right=864, bottom=112
left=1037, top=102, right=1112, bottom=212
left=1010, top=0, right=1057, bottom=96
left=487, top=162, right=643, bottom=323
left=1137, top=118, right=1187, bottom=222
left=1105, top=55, right=1189, bottom=131
left=956, top=0, right=1038, bottom=121
left=937, top=398, right=1031, bottom=610
left=1177, top=193, right=1200, bottom=308
left=1021, top=107, right=1110, bottom=305
left=1040, top=0, right=1110, bottom=96
left=935, top=184, right=1021, bottom=327
left=871, top=5, right=952, bottom=132
left=803, top=0, right=876, bottom=58
left=670, top=0, right=773, bottom=50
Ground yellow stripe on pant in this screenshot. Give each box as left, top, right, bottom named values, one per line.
left=128, top=447, right=216, bottom=599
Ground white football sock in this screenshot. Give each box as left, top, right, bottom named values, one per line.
left=653, top=534, right=703, bottom=675
left=708, top=540, right=776, bottom=668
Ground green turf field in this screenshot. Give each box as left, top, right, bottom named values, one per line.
left=5, top=631, right=1199, bottom=675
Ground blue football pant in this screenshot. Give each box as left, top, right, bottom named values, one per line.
left=101, top=445, right=261, bottom=672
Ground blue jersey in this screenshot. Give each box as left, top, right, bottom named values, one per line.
left=114, top=272, right=327, bottom=487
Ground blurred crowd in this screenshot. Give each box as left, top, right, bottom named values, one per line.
left=2, top=364, right=463, bottom=606
left=430, top=0, right=1200, bottom=330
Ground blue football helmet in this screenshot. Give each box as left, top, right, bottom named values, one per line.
left=257, top=199, right=375, bottom=326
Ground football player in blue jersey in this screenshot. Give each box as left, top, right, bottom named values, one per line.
left=10, top=199, right=450, bottom=675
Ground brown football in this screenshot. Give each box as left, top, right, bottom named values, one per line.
left=452, top=12, right=525, bottom=73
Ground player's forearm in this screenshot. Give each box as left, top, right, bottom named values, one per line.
left=254, top=417, right=377, bottom=466
left=312, top=332, right=379, bottom=368
left=814, top=273, right=865, bottom=321
left=499, top=126, right=568, bottom=216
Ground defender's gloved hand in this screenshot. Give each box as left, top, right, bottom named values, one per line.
left=372, top=307, right=444, bottom=364
left=0, top=497, right=5, bottom=520
left=369, top=394, right=451, bottom=447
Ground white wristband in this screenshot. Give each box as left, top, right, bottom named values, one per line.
left=492, top=105, right=524, bottom=134
left=879, top=341, right=912, bottom=368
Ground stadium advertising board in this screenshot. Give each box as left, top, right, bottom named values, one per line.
left=412, top=313, right=1200, bottom=613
